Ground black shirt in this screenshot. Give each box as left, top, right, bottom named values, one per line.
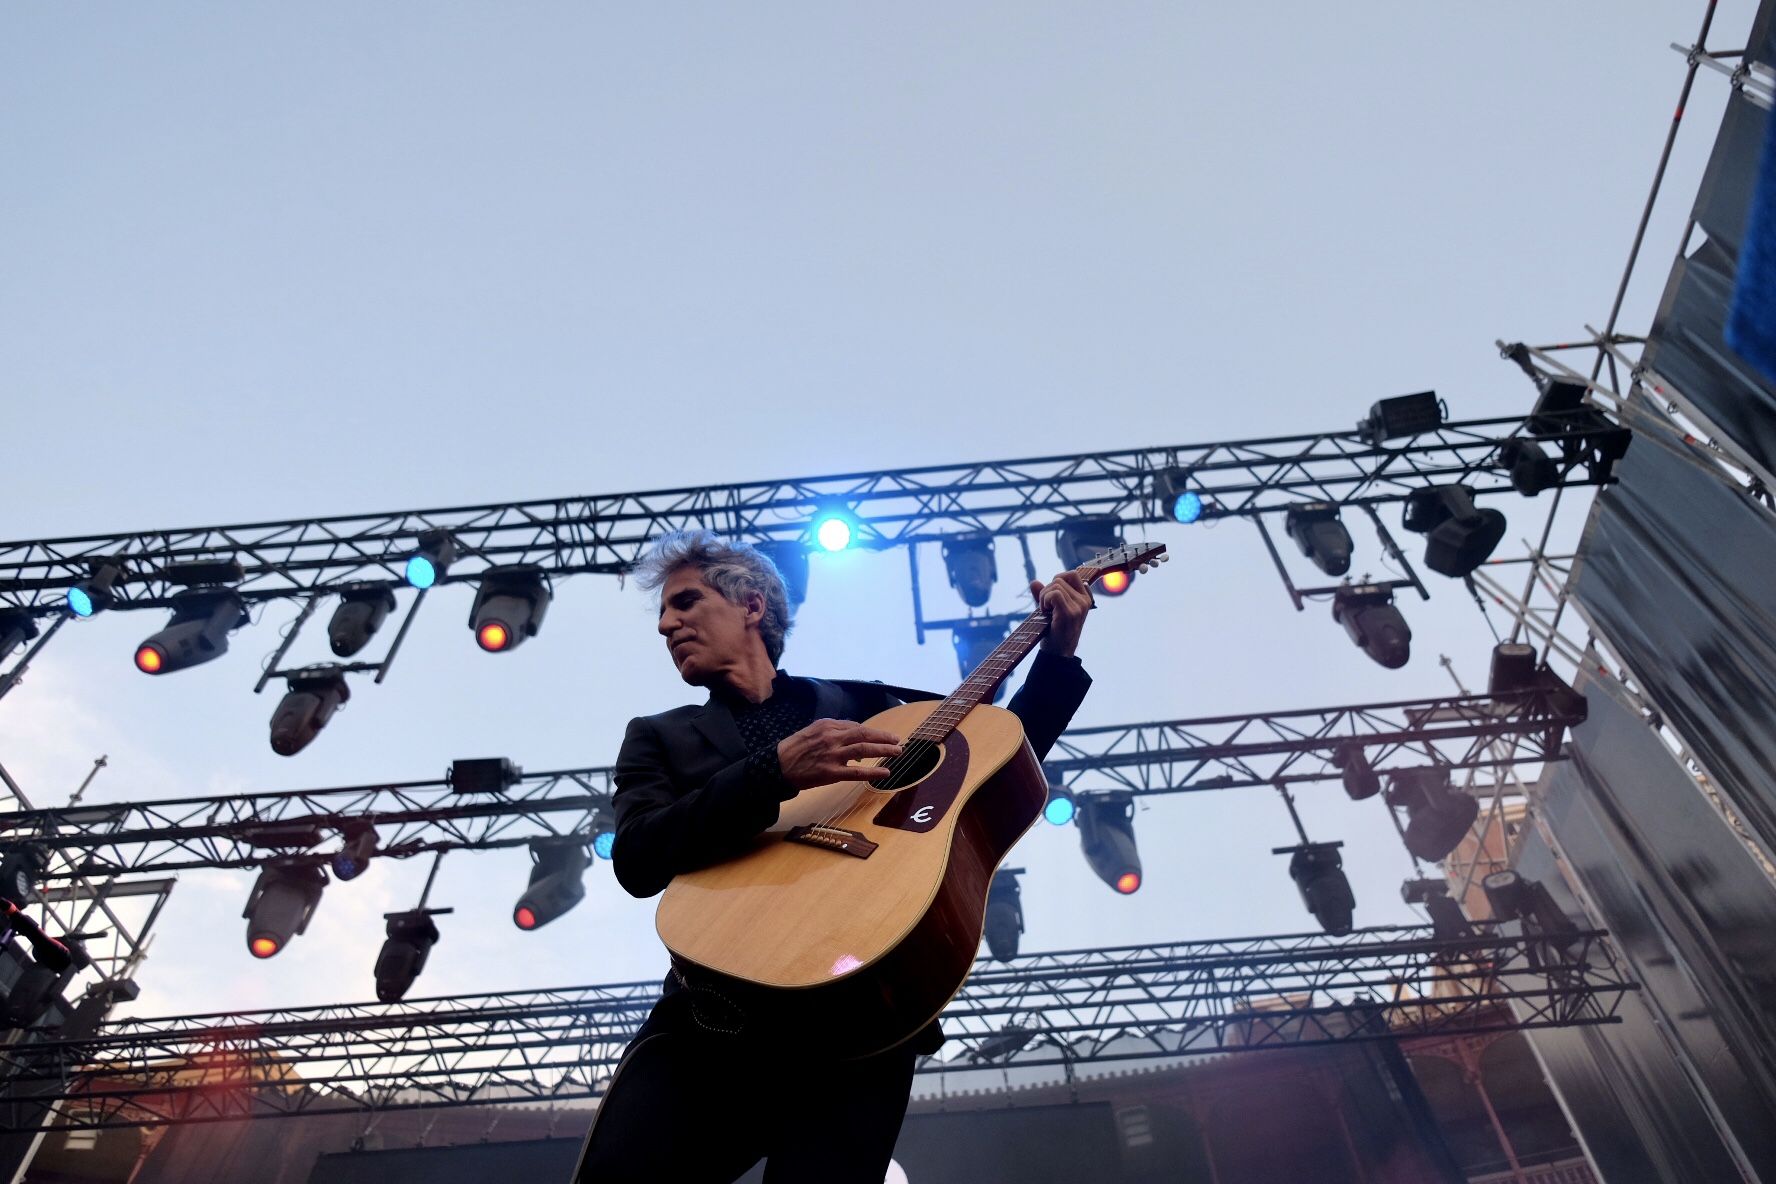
left=719, top=671, right=813, bottom=796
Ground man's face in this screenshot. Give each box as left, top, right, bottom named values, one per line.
left=657, top=566, right=763, bottom=685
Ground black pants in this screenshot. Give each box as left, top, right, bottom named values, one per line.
left=574, top=995, right=918, bottom=1183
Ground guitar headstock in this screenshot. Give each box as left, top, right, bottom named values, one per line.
left=1077, top=542, right=1169, bottom=588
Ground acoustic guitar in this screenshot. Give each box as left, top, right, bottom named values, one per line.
left=655, top=541, right=1169, bottom=1058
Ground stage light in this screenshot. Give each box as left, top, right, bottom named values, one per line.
left=134, top=588, right=247, bottom=675
left=1387, top=768, right=1479, bottom=862
left=984, top=868, right=1024, bottom=962
left=448, top=757, right=522, bottom=794
left=67, top=562, right=126, bottom=618
left=1331, top=742, right=1380, bottom=800
left=1480, top=869, right=1581, bottom=967
left=812, top=510, right=857, bottom=553
left=1403, top=877, right=1475, bottom=946
left=330, top=823, right=379, bottom=882
left=942, top=538, right=998, bottom=608
left=1153, top=469, right=1205, bottom=524
left=754, top=540, right=810, bottom=609
left=1401, top=485, right=1506, bottom=578
left=1498, top=439, right=1557, bottom=497
left=329, top=586, right=398, bottom=657
left=592, top=805, right=618, bottom=861
left=1284, top=503, right=1353, bottom=577
left=0, top=610, right=40, bottom=662
left=513, top=839, right=588, bottom=930
left=405, top=529, right=457, bottom=590
left=242, top=863, right=326, bottom=959
left=0, top=846, right=47, bottom=903
left=951, top=617, right=1011, bottom=703
left=1528, top=376, right=1633, bottom=480
left=1043, top=784, right=1076, bottom=826
left=375, top=909, right=442, bottom=1003
left=1056, top=518, right=1132, bottom=597
left=469, top=566, right=551, bottom=652
left=1078, top=792, right=1141, bottom=894
left=1357, top=390, right=1444, bottom=447
left=1280, top=841, right=1355, bottom=936
left=269, top=667, right=351, bottom=756
left=1332, top=584, right=1411, bottom=669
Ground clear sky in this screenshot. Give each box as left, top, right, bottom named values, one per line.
left=0, top=2, right=1756, bottom=1024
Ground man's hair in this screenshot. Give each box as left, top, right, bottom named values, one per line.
left=632, top=530, right=793, bottom=664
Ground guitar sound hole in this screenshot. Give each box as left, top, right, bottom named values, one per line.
left=872, top=742, right=942, bottom=792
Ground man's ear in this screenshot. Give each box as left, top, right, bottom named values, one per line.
left=744, top=589, right=767, bottom=625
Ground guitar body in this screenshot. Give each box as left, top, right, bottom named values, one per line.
left=655, top=698, right=1047, bottom=1060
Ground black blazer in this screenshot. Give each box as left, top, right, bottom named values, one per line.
left=610, top=648, right=1092, bottom=901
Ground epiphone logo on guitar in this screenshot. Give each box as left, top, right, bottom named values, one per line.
left=872, top=732, right=972, bottom=834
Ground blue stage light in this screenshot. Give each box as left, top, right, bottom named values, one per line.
left=67, top=587, right=95, bottom=618
left=405, top=555, right=438, bottom=589
left=593, top=830, right=616, bottom=860
left=1171, top=492, right=1204, bottom=525
left=813, top=513, right=855, bottom=553
left=1043, top=786, right=1076, bottom=826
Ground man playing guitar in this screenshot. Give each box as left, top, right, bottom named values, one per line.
left=575, top=529, right=1095, bottom=1183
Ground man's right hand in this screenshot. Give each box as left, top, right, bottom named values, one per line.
left=776, top=719, right=904, bottom=790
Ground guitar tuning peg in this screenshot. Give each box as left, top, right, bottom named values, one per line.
left=1159, top=553, right=1171, bottom=563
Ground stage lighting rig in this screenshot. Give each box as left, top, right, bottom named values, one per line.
left=470, top=566, right=551, bottom=652
left=941, top=537, right=998, bottom=608
left=1153, top=468, right=1205, bottom=525
left=951, top=617, right=1012, bottom=703
left=513, top=838, right=588, bottom=930
left=1042, top=782, right=1076, bottom=826
left=328, top=586, right=398, bottom=657
left=591, top=805, right=618, bottom=861
left=1275, top=841, right=1355, bottom=936
left=1284, top=503, right=1353, bottom=577
left=67, top=561, right=127, bottom=618
left=0, top=847, right=47, bottom=904
left=0, top=610, right=40, bottom=662
left=984, top=868, right=1024, bottom=962
left=1526, top=375, right=1632, bottom=481
left=448, top=757, right=522, bottom=794
left=134, top=587, right=247, bottom=675
left=1357, top=391, right=1445, bottom=447
left=810, top=508, right=859, bottom=553
left=405, top=530, right=457, bottom=590
left=1387, top=768, right=1480, bottom=863
left=1331, top=742, right=1380, bottom=800
left=330, top=823, right=379, bottom=882
left=375, top=908, right=448, bottom=1003
left=243, top=863, right=327, bottom=959
left=1481, top=869, right=1582, bottom=969
left=1056, top=517, right=1131, bottom=596
left=1078, top=792, right=1141, bottom=894
left=1401, top=486, right=1506, bottom=578
left=269, top=666, right=351, bottom=756
left=1403, top=877, right=1476, bottom=948
left=1498, top=439, right=1557, bottom=497
left=754, top=540, right=809, bottom=609
left=1332, top=584, right=1411, bottom=669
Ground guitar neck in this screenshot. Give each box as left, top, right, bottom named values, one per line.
left=909, top=610, right=1052, bottom=743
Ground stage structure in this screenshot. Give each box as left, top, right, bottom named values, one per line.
left=0, top=688, right=1581, bottom=880
left=0, top=924, right=1633, bottom=1132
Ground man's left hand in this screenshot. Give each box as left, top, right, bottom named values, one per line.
left=1032, top=571, right=1093, bottom=657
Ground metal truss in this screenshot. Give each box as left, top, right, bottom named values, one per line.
left=0, top=688, right=1578, bottom=880
left=0, top=414, right=1618, bottom=616
left=0, top=923, right=1634, bottom=1131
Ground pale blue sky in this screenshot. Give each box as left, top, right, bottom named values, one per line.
left=0, top=2, right=1755, bottom=1021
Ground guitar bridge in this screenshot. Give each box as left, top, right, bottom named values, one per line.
left=786, top=825, right=877, bottom=859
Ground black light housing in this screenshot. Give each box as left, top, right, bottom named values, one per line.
left=1283, top=502, right=1353, bottom=577
left=984, top=868, right=1024, bottom=962
left=1331, top=742, right=1380, bottom=800
left=1357, top=391, right=1444, bottom=446
left=1403, top=877, right=1476, bottom=948
left=1401, top=486, right=1506, bottom=578
left=513, top=839, right=588, bottom=930
left=331, top=823, right=379, bottom=882
left=1078, top=792, right=1141, bottom=895
left=1487, top=642, right=1540, bottom=710
left=1153, top=468, right=1206, bottom=524
left=1280, top=841, right=1355, bottom=935
left=375, top=908, right=443, bottom=1003
left=269, top=667, right=351, bottom=756
left=1055, top=517, right=1132, bottom=596
left=405, top=529, right=458, bottom=589
left=1480, top=869, right=1581, bottom=968
left=243, top=863, right=327, bottom=959
left=1332, top=584, right=1411, bottom=669
left=470, top=566, right=552, bottom=652
left=951, top=617, right=1011, bottom=703
left=942, top=538, right=998, bottom=608
left=754, top=539, right=810, bottom=609
left=1499, top=439, right=1558, bottom=496
left=0, top=846, right=48, bottom=904
left=1387, top=768, right=1479, bottom=862
left=1, top=610, right=41, bottom=662
left=68, top=561, right=128, bottom=617
left=134, top=588, right=248, bottom=675
left=449, top=757, right=522, bottom=794
left=328, top=586, right=398, bottom=657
